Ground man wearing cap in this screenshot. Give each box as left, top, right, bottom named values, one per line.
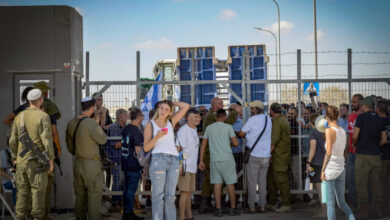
left=199, top=97, right=239, bottom=213
left=266, top=102, right=292, bottom=213
left=238, top=100, right=272, bottom=213
left=352, top=96, right=387, bottom=219
left=33, top=81, right=62, bottom=220
left=66, top=97, right=107, bottom=220
left=9, top=89, right=55, bottom=220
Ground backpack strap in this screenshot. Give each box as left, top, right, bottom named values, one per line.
left=72, top=117, right=88, bottom=155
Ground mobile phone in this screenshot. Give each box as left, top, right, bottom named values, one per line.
left=161, top=128, right=168, bottom=132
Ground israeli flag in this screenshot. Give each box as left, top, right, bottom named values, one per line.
left=141, top=71, right=163, bottom=126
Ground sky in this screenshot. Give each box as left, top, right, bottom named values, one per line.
left=1, top=0, right=390, bottom=81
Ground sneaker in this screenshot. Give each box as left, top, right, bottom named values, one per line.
left=265, top=203, right=278, bottom=211
left=275, top=205, right=292, bottom=213
left=308, top=199, right=319, bottom=207
left=214, top=208, right=223, bottom=217
left=227, top=208, right=241, bottom=216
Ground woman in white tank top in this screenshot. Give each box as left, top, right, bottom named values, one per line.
left=321, top=106, right=355, bottom=220
left=144, top=100, right=190, bottom=220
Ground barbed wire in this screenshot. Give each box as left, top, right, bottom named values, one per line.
left=268, top=62, right=390, bottom=66
left=266, top=50, right=390, bottom=56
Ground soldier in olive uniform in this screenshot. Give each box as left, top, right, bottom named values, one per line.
left=66, top=97, right=107, bottom=220
left=9, top=89, right=55, bottom=220
left=199, top=97, right=238, bottom=213
left=266, top=103, right=292, bottom=213
left=33, top=81, right=62, bottom=220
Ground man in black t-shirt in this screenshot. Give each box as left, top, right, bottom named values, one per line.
left=376, top=100, right=390, bottom=214
left=352, top=96, right=387, bottom=219
left=121, top=108, right=145, bottom=220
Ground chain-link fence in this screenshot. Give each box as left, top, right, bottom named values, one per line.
left=85, top=49, right=390, bottom=199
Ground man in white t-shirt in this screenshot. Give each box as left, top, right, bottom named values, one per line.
left=238, top=100, right=272, bottom=213
left=176, top=108, right=201, bottom=220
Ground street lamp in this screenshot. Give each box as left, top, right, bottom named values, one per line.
left=254, top=27, right=281, bottom=100
left=254, top=27, right=278, bottom=80
left=313, top=0, right=318, bottom=79
left=272, top=0, right=281, bottom=82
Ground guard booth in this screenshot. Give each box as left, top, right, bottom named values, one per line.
left=0, top=5, right=83, bottom=210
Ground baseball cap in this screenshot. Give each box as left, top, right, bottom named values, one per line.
left=249, top=100, right=264, bottom=109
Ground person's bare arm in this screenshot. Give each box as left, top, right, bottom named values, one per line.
left=321, top=128, right=335, bottom=180
left=380, top=131, right=387, bottom=146
left=0, top=168, right=13, bottom=180
left=231, top=137, right=239, bottom=147
left=352, top=127, right=360, bottom=145
left=198, top=138, right=208, bottom=171
left=237, top=131, right=246, bottom=138
left=3, top=112, right=15, bottom=126
left=306, top=139, right=317, bottom=172
left=170, top=101, right=190, bottom=127
left=143, top=122, right=166, bottom=152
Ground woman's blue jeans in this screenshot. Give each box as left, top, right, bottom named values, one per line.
left=326, top=170, right=355, bottom=220
left=149, top=153, right=180, bottom=220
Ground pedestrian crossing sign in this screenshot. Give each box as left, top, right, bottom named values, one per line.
left=303, top=82, right=319, bottom=95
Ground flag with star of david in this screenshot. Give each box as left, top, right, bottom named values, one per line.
left=141, top=71, right=162, bottom=126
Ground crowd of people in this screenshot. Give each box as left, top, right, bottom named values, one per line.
left=1, top=82, right=390, bottom=220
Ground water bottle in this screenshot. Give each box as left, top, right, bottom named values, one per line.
left=321, top=181, right=327, bottom=204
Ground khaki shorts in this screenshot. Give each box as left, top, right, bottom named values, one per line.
left=178, top=172, right=196, bottom=192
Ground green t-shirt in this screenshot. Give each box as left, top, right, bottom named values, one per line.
left=204, top=122, right=236, bottom=162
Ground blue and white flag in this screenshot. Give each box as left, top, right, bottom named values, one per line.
left=141, top=71, right=162, bottom=126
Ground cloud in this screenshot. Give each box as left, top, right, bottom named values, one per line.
left=265, top=20, right=294, bottom=34
left=133, top=38, right=177, bottom=50
left=218, top=9, right=237, bottom=21
left=98, top=42, right=113, bottom=48
left=307, top=29, right=325, bottom=41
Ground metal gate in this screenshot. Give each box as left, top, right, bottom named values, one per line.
left=85, top=49, right=390, bottom=197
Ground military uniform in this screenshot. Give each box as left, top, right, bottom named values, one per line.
left=201, top=110, right=237, bottom=198
left=34, top=81, right=61, bottom=220
left=9, top=107, right=55, bottom=219
left=66, top=117, right=107, bottom=220
left=41, top=97, right=61, bottom=220
left=267, top=114, right=291, bottom=206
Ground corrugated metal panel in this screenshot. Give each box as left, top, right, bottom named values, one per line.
left=177, top=47, right=217, bottom=104
left=228, top=45, right=267, bottom=103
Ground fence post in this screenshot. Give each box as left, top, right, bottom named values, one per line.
left=297, top=49, right=303, bottom=191
left=191, top=49, right=196, bottom=106
left=348, top=48, right=352, bottom=113
left=86, top=51, right=90, bottom=97
left=136, top=51, right=141, bottom=108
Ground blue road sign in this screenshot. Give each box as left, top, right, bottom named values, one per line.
left=303, top=82, right=319, bottom=95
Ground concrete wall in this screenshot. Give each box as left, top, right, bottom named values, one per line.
left=0, top=5, right=83, bottom=209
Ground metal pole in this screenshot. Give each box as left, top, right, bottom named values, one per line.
left=191, top=49, right=196, bottom=106
left=136, top=51, right=141, bottom=107
left=348, top=48, right=352, bottom=113
left=297, top=49, right=303, bottom=191
left=313, top=0, right=318, bottom=79
left=86, top=51, right=90, bottom=97
left=272, top=0, right=281, bottom=96
left=253, top=27, right=280, bottom=101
